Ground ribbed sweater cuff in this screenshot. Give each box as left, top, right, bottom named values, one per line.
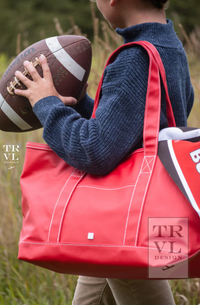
left=33, top=96, right=63, bottom=126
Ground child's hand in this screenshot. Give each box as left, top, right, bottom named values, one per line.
left=14, top=55, right=77, bottom=108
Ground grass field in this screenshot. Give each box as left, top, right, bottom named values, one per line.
left=0, top=16, right=200, bottom=304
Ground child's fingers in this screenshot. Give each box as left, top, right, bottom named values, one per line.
left=14, top=87, right=29, bottom=98
left=59, top=95, right=77, bottom=106
left=15, top=70, right=31, bottom=87
left=39, top=55, right=52, bottom=81
left=23, top=60, right=40, bottom=82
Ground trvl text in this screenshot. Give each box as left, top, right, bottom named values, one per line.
left=3, top=145, right=19, bottom=162
left=148, top=217, right=189, bottom=278
left=153, top=224, right=183, bottom=254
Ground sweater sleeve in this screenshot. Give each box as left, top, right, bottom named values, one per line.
left=187, top=84, right=194, bottom=117
left=72, top=93, right=94, bottom=119
left=33, top=47, right=149, bottom=176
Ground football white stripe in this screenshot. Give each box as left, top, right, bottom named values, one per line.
left=0, top=94, right=32, bottom=131
left=168, top=140, right=200, bottom=216
left=45, top=37, right=86, bottom=81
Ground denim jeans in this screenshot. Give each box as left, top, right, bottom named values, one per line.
left=72, top=276, right=176, bottom=305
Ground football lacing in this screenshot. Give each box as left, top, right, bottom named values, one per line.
left=7, top=57, right=41, bottom=95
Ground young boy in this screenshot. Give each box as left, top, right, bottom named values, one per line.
left=15, top=0, right=194, bottom=304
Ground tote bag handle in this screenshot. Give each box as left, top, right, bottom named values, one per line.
left=91, top=41, right=176, bottom=156
left=139, top=41, right=176, bottom=127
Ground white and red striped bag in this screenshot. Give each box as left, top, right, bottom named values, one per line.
left=158, top=127, right=200, bottom=216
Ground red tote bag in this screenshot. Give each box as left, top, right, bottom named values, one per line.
left=18, top=41, right=200, bottom=279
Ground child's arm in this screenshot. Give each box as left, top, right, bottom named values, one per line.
left=73, top=93, right=94, bottom=119
left=15, top=49, right=148, bottom=176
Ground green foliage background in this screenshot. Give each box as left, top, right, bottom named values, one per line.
left=0, top=0, right=200, bottom=56
left=0, top=0, right=98, bottom=56
left=168, top=0, right=200, bottom=32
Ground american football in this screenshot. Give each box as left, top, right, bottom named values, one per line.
left=0, top=35, right=92, bottom=132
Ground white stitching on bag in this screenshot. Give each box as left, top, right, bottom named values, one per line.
left=57, top=174, right=85, bottom=242
left=18, top=240, right=188, bottom=258
left=123, top=161, right=143, bottom=246
left=134, top=65, right=160, bottom=246
left=27, top=142, right=52, bottom=150
left=77, top=185, right=135, bottom=191
left=134, top=156, right=155, bottom=247
left=47, top=169, right=76, bottom=242
left=141, top=157, right=154, bottom=173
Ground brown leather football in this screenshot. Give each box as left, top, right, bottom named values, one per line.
left=0, top=35, right=92, bottom=132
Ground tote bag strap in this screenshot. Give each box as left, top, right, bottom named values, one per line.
left=91, top=41, right=176, bottom=156
left=138, top=41, right=176, bottom=128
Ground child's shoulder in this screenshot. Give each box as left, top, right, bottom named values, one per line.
left=112, top=19, right=187, bottom=72
left=102, top=45, right=149, bottom=94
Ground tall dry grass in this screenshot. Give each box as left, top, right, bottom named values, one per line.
left=0, top=4, right=200, bottom=304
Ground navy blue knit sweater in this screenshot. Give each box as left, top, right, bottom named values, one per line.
left=33, top=20, right=194, bottom=176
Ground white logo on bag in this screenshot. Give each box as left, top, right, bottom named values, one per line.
left=190, top=148, right=200, bottom=174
